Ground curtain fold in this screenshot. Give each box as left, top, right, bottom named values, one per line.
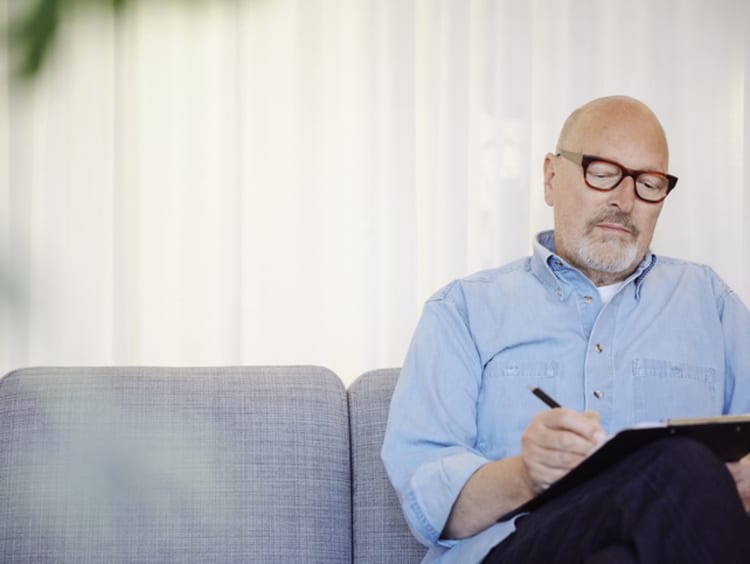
left=1, top=0, right=748, bottom=384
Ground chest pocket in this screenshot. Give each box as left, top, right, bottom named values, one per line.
left=476, top=360, right=558, bottom=457
left=633, top=358, right=722, bottom=421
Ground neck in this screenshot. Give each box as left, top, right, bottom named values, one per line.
left=582, top=268, right=632, bottom=287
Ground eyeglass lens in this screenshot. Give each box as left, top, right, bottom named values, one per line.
left=585, top=160, right=669, bottom=202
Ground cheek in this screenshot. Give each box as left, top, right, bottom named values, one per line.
left=635, top=207, right=662, bottom=241
left=557, top=194, right=596, bottom=229
left=552, top=204, right=577, bottom=237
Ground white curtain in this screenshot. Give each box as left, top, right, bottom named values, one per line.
left=1, top=0, right=749, bottom=385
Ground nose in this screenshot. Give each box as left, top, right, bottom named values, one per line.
left=607, top=175, right=637, bottom=212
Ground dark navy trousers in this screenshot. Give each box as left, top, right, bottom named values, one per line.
left=483, top=438, right=750, bottom=564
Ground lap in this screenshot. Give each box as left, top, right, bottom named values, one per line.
left=483, top=437, right=750, bottom=564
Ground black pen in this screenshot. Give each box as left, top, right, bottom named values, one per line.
left=528, top=384, right=561, bottom=408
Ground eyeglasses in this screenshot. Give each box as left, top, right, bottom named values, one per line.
left=556, top=149, right=678, bottom=203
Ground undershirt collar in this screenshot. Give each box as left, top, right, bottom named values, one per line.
left=597, top=281, right=625, bottom=303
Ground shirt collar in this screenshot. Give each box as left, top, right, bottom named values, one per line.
left=531, top=230, right=656, bottom=301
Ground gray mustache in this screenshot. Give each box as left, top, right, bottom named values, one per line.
left=586, top=212, right=639, bottom=237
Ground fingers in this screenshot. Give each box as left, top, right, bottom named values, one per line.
left=521, top=408, right=606, bottom=493
left=727, top=461, right=750, bottom=512
left=520, top=446, right=584, bottom=492
left=531, top=408, right=606, bottom=453
left=555, top=409, right=606, bottom=443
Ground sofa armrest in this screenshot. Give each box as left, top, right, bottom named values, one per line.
left=349, top=368, right=426, bottom=563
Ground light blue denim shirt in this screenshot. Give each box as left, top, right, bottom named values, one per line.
left=381, top=230, right=750, bottom=564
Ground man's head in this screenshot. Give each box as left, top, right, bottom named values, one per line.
left=543, top=95, right=674, bottom=286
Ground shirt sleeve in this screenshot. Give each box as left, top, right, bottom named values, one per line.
left=381, top=284, right=492, bottom=548
left=718, top=283, right=750, bottom=414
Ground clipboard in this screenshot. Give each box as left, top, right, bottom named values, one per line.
left=499, top=414, right=750, bottom=521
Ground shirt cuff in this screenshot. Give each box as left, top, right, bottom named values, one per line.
left=405, top=450, right=491, bottom=546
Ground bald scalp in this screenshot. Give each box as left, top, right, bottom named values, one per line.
left=556, top=96, right=669, bottom=161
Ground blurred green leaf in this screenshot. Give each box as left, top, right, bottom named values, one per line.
left=6, top=0, right=252, bottom=81
left=9, top=0, right=62, bottom=79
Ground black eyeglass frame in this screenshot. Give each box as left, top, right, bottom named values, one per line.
left=556, top=149, right=678, bottom=204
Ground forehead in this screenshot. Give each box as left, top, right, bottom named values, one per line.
left=563, top=102, right=669, bottom=170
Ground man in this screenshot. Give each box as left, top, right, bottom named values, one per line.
left=381, top=96, right=750, bottom=563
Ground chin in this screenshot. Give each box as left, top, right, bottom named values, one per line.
left=575, top=239, right=640, bottom=275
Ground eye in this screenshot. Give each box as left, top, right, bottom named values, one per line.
left=585, top=161, right=622, bottom=188
left=638, top=174, right=667, bottom=192
left=587, top=162, right=620, bottom=178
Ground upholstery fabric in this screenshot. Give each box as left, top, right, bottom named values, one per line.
left=0, top=366, right=352, bottom=564
left=349, top=368, right=426, bottom=563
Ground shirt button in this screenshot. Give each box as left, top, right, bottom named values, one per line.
left=593, top=389, right=604, bottom=399
left=556, top=287, right=563, bottom=298
left=583, top=295, right=593, bottom=304
left=595, top=344, right=604, bottom=353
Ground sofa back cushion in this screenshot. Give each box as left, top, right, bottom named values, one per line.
left=0, top=366, right=352, bottom=564
left=349, top=368, right=426, bottom=563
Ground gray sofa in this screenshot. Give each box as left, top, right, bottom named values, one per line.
left=0, top=366, right=426, bottom=563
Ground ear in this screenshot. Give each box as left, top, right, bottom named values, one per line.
left=543, top=153, right=557, bottom=207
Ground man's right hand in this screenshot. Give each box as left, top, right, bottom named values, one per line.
left=520, top=408, right=607, bottom=494
left=444, top=408, right=607, bottom=539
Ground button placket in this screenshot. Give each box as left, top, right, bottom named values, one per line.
left=584, top=302, right=617, bottom=423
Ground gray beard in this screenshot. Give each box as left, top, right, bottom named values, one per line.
left=571, top=211, right=641, bottom=274
left=572, top=236, right=640, bottom=274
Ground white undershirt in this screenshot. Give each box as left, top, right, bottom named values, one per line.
left=597, top=281, right=625, bottom=303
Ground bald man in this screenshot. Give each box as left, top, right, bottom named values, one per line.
left=382, top=96, right=750, bottom=563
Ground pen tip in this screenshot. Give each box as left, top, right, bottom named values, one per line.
left=527, top=384, right=536, bottom=392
